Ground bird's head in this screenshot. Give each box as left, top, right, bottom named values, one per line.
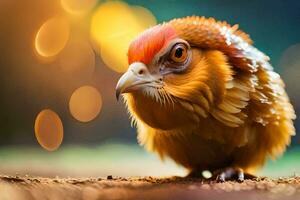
left=116, top=17, right=240, bottom=130
left=116, top=24, right=191, bottom=100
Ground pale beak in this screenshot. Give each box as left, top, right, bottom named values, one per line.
left=115, top=62, right=157, bottom=100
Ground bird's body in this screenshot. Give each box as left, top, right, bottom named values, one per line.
left=116, top=16, right=296, bottom=180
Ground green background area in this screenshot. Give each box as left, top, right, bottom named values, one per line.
left=0, top=144, right=299, bottom=177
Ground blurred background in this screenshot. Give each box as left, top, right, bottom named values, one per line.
left=0, top=0, right=299, bottom=178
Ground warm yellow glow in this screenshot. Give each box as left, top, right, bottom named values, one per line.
left=61, top=0, right=98, bottom=15
left=131, top=5, right=157, bottom=29
left=69, top=86, right=102, bottom=122
left=90, top=1, right=137, bottom=44
left=35, top=17, right=70, bottom=57
left=90, top=1, right=157, bottom=72
left=59, top=40, right=95, bottom=76
left=34, top=109, right=64, bottom=151
left=100, top=34, right=133, bottom=73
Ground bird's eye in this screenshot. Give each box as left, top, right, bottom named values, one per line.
left=170, top=43, right=188, bottom=63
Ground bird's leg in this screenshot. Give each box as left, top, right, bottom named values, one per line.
left=212, top=167, right=256, bottom=182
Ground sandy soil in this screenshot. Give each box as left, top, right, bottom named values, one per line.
left=0, top=175, right=300, bottom=200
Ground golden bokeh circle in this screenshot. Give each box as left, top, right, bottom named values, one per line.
left=130, top=5, right=157, bottom=29
left=35, top=17, right=70, bottom=57
left=34, top=109, right=64, bottom=151
left=280, top=43, right=300, bottom=100
left=100, top=34, right=133, bottom=73
left=61, top=0, right=98, bottom=15
left=69, top=86, right=102, bottom=122
left=90, top=1, right=157, bottom=73
left=90, top=1, right=137, bottom=44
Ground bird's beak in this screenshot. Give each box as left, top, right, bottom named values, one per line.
left=115, top=62, right=154, bottom=101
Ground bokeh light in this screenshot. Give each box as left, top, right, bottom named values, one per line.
left=280, top=43, right=300, bottom=101
left=130, top=5, right=157, bottom=28
left=59, top=40, right=95, bottom=77
left=90, top=1, right=156, bottom=73
left=69, top=86, right=102, bottom=122
left=34, top=109, right=64, bottom=151
left=35, top=17, right=70, bottom=57
left=100, top=34, right=133, bottom=73
left=61, top=0, right=98, bottom=15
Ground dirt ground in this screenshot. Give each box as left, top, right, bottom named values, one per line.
left=0, top=175, right=300, bottom=200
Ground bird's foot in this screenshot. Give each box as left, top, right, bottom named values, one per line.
left=212, top=167, right=256, bottom=183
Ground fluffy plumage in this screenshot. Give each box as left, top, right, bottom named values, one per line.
left=119, top=16, right=296, bottom=178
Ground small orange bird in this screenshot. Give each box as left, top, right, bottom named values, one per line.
left=115, top=16, right=296, bottom=181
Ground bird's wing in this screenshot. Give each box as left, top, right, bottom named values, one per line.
left=211, top=71, right=255, bottom=127
left=211, top=44, right=295, bottom=130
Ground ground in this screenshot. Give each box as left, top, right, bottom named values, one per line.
left=0, top=145, right=299, bottom=199
left=1, top=175, right=300, bottom=200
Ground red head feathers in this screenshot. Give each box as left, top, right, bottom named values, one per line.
left=128, top=24, right=177, bottom=65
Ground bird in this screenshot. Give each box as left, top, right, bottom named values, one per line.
left=115, top=16, right=296, bottom=182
